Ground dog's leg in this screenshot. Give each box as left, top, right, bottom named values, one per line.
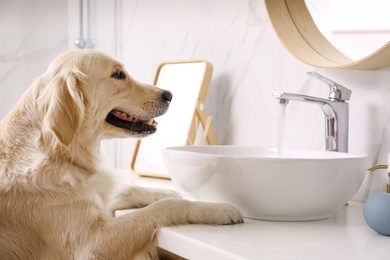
left=94, top=198, right=243, bottom=259
left=109, top=186, right=181, bottom=213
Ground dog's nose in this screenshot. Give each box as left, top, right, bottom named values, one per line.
left=161, top=90, right=173, bottom=103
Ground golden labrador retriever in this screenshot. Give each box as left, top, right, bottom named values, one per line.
left=0, top=50, right=243, bottom=259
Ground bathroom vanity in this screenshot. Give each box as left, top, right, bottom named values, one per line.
left=116, top=173, right=389, bottom=260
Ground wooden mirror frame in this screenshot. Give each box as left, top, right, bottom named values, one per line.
left=265, top=0, right=390, bottom=70
left=130, top=59, right=218, bottom=179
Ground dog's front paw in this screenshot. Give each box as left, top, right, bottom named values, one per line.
left=143, top=199, right=244, bottom=228
left=162, top=200, right=244, bottom=225
left=110, top=186, right=182, bottom=212
left=210, top=203, right=244, bottom=225
left=197, top=202, right=244, bottom=225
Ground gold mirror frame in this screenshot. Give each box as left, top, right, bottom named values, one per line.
left=130, top=59, right=218, bottom=179
left=265, top=0, right=390, bottom=70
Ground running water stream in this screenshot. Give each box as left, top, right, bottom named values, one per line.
left=277, top=103, right=287, bottom=155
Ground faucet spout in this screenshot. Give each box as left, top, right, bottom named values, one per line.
left=273, top=91, right=349, bottom=153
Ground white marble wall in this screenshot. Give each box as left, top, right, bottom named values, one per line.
left=2, top=0, right=389, bottom=200
left=0, top=0, right=68, bottom=119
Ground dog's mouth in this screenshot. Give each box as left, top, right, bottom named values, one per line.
left=105, top=109, right=158, bottom=135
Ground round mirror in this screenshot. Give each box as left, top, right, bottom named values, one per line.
left=305, top=0, right=390, bottom=61
left=265, top=0, right=390, bottom=69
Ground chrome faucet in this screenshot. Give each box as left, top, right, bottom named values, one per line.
left=273, top=72, right=352, bottom=153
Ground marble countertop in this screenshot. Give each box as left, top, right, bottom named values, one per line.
left=113, top=173, right=389, bottom=259
left=157, top=201, right=389, bottom=260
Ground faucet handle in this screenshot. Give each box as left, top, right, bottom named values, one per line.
left=307, top=72, right=352, bottom=102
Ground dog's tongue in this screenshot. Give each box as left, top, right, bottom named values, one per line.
left=111, top=111, right=157, bottom=126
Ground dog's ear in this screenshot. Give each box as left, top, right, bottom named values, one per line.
left=42, top=73, right=85, bottom=147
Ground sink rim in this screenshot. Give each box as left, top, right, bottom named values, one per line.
left=165, top=145, right=367, bottom=160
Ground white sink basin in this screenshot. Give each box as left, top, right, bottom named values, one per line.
left=162, top=146, right=368, bottom=221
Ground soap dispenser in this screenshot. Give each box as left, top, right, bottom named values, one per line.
left=363, top=157, right=390, bottom=236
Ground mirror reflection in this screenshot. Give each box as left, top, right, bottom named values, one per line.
left=131, top=60, right=215, bottom=179
left=305, top=0, right=390, bottom=60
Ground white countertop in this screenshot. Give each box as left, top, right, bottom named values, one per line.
left=157, top=202, right=390, bottom=260
left=113, top=173, right=390, bottom=260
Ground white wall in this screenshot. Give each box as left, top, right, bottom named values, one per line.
left=0, top=0, right=68, bottom=119
left=2, top=0, right=389, bottom=200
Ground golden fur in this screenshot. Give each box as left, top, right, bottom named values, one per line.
left=0, top=50, right=243, bottom=259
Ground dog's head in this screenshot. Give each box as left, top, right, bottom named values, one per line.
left=38, top=50, right=172, bottom=147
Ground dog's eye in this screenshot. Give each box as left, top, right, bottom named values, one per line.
left=111, top=71, right=126, bottom=80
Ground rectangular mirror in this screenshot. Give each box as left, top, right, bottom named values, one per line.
left=130, top=59, right=217, bottom=179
